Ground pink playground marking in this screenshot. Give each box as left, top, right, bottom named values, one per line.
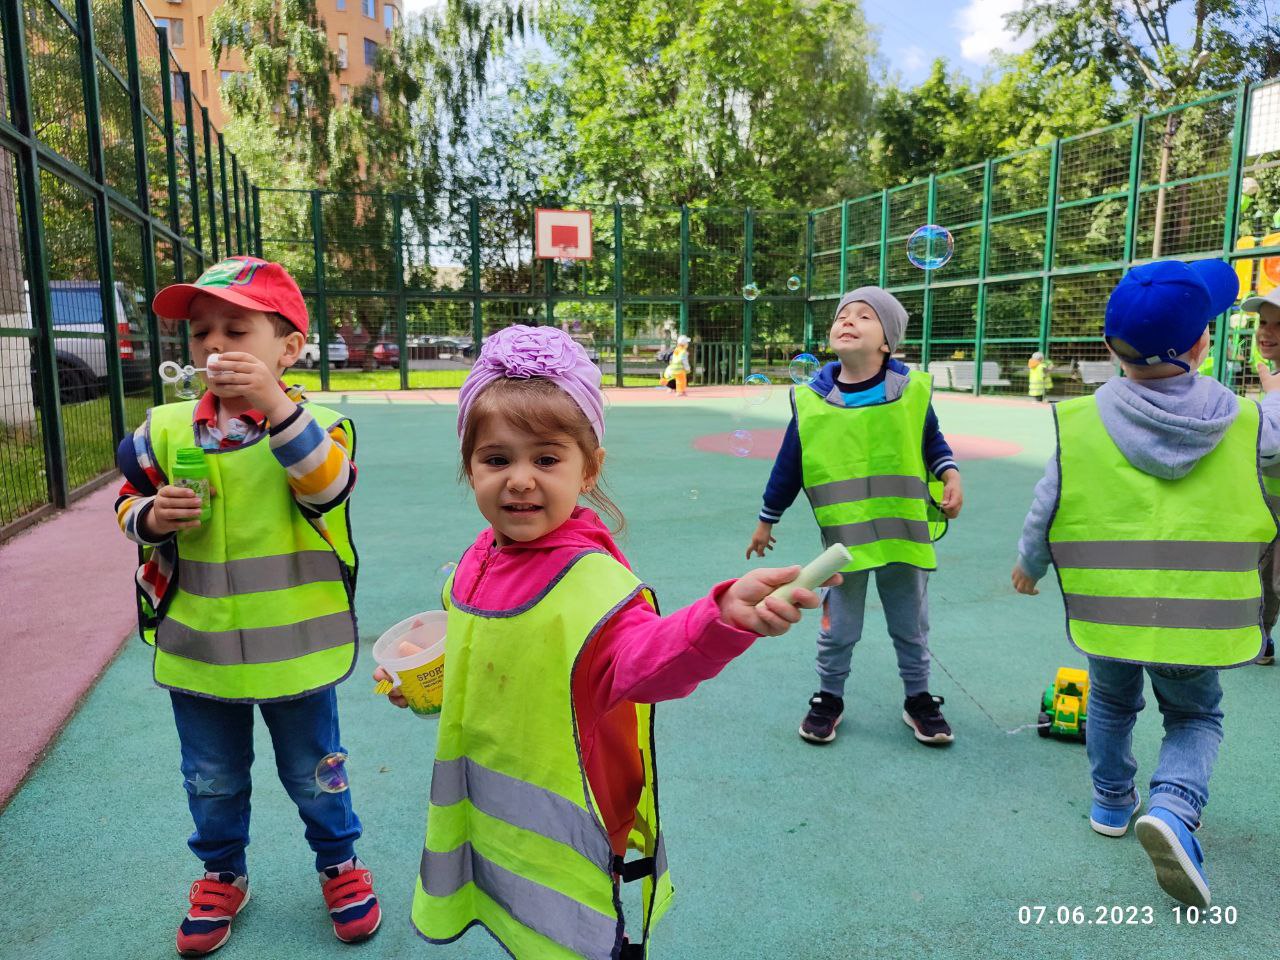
left=692, top=429, right=1022, bottom=460
left=0, top=485, right=138, bottom=810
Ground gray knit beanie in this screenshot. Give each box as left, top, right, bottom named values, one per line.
left=833, top=287, right=910, bottom=353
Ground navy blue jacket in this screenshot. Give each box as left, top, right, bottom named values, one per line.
left=759, top=359, right=958, bottom=524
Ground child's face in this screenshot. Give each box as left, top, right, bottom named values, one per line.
left=1256, top=304, right=1280, bottom=362
left=467, top=413, right=600, bottom=546
left=188, top=294, right=301, bottom=397
left=828, top=302, right=888, bottom=359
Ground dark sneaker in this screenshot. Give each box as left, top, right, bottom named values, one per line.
left=1258, top=637, right=1274, bottom=665
left=903, top=692, right=954, bottom=745
left=799, top=692, right=844, bottom=744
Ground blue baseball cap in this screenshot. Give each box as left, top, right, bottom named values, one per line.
left=1104, top=259, right=1239, bottom=369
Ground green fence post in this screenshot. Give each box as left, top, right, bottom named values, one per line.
left=972, top=159, right=994, bottom=396
left=231, top=155, right=243, bottom=253
left=469, top=198, right=483, bottom=347
left=877, top=190, right=889, bottom=288
left=1122, top=116, right=1144, bottom=267
left=743, top=207, right=754, bottom=379
left=921, top=175, right=936, bottom=372
left=838, top=198, right=849, bottom=295
left=201, top=106, right=218, bottom=260
left=392, top=193, right=409, bottom=390
left=218, top=135, right=231, bottom=253
left=3, top=0, right=67, bottom=506
left=158, top=29, right=182, bottom=248
left=613, top=203, right=624, bottom=387
left=679, top=205, right=690, bottom=336
left=123, top=0, right=166, bottom=407
left=75, top=0, right=128, bottom=441
left=180, top=71, right=203, bottom=263
left=310, top=191, right=331, bottom=392
left=251, top=186, right=263, bottom=258
left=803, top=211, right=815, bottom=352
left=1037, top=139, right=1061, bottom=359
left=1216, top=85, right=1249, bottom=381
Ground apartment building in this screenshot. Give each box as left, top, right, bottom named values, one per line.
left=146, top=0, right=403, bottom=128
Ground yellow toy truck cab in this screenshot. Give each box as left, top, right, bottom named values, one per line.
left=1038, top=666, right=1089, bottom=742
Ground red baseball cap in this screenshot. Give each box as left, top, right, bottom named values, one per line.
left=152, top=256, right=309, bottom=335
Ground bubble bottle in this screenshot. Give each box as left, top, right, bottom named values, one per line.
left=172, top=447, right=212, bottom=524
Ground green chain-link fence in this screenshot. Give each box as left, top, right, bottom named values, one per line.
left=4, top=0, right=1280, bottom=540
left=1, top=0, right=254, bottom=538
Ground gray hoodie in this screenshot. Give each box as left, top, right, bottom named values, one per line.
left=1017, top=373, right=1280, bottom=579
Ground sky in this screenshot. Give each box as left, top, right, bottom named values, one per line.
left=400, top=0, right=1031, bottom=86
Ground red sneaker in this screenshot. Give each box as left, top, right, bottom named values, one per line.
left=321, top=859, right=381, bottom=943
left=176, top=873, right=249, bottom=957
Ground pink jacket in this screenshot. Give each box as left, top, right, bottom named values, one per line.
left=450, top=507, right=759, bottom=854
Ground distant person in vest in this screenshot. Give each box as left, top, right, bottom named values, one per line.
left=1246, top=287, right=1280, bottom=664
left=1012, top=259, right=1280, bottom=911
left=373, top=325, right=838, bottom=959
left=745, top=288, right=964, bottom=747
left=662, top=333, right=692, bottom=395
left=113, top=256, right=380, bottom=956
left=1027, top=350, right=1054, bottom=401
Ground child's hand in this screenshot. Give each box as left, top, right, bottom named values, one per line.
left=745, top=521, right=776, bottom=559
left=144, top=484, right=210, bottom=536
left=208, top=352, right=296, bottom=421
left=1258, top=361, right=1280, bottom=393
left=939, top=469, right=963, bottom=519
left=719, top=566, right=840, bottom=637
left=1011, top=562, right=1040, bottom=596
left=373, top=666, right=409, bottom=709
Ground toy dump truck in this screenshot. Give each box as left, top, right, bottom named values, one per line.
left=1038, top=666, right=1088, bottom=742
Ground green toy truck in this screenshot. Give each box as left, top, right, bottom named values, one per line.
left=1038, top=666, right=1088, bottom=742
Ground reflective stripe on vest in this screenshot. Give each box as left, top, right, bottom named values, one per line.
left=412, top=551, right=673, bottom=959
left=145, top=400, right=358, bottom=701
left=1048, top=396, right=1277, bottom=668
left=1264, top=463, right=1280, bottom=510
left=795, top=370, right=941, bottom=572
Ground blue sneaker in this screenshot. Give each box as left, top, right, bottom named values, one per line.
left=1135, top=808, right=1211, bottom=908
left=1089, top=789, right=1142, bottom=838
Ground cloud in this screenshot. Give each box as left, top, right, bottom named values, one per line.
left=901, top=45, right=927, bottom=73
left=955, top=0, right=1032, bottom=64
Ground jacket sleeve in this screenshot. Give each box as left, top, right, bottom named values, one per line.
left=578, top=582, right=760, bottom=714
left=923, top=404, right=958, bottom=478
left=269, top=407, right=357, bottom=516
left=759, top=414, right=804, bottom=523
left=114, top=420, right=171, bottom=546
left=1016, top=454, right=1059, bottom=581
left=1259, top=392, right=1280, bottom=466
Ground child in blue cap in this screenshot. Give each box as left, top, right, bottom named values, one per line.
left=1011, top=258, right=1280, bottom=909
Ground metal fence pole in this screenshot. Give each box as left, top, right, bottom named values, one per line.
left=76, top=0, right=127, bottom=440
left=310, top=191, right=331, bottom=391
left=231, top=155, right=243, bottom=253
left=3, top=0, right=67, bottom=506
left=803, top=211, right=815, bottom=351
left=201, top=106, right=218, bottom=260
left=971, top=159, right=995, bottom=396
left=123, top=0, right=166, bottom=407
left=743, top=207, right=754, bottom=379
left=877, top=190, right=889, bottom=288
left=469, top=198, right=483, bottom=347
left=218, top=135, right=231, bottom=253
left=1037, top=139, right=1061, bottom=359
left=1216, top=85, right=1250, bottom=381
left=1121, top=116, right=1144, bottom=267
left=679, top=205, right=690, bottom=336
left=838, top=198, right=848, bottom=295
left=613, top=203, right=624, bottom=387
left=180, top=71, right=203, bottom=264
left=159, top=29, right=181, bottom=249
left=392, top=193, right=409, bottom=390
left=921, top=174, right=936, bottom=371
left=251, top=186, right=263, bottom=258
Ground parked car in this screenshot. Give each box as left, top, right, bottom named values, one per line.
left=298, top=332, right=349, bottom=369
left=21, top=281, right=153, bottom=405
left=339, top=325, right=401, bottom=370
left=430, top=335, right=474, bottom=359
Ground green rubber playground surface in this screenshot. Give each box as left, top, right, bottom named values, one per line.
left=2, top=392, right=1276, bottom=959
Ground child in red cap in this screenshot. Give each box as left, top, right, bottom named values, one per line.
left=113, top=256, right=380, bottom=955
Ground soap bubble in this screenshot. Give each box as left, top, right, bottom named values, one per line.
left=175, top=373, right=201, bottom=400
left=742, top=283, right=760, bottom=301
left=906, top=225, right=954, bottom=270
left=315, top=753, right=350, bottom=794
left=1242, top=176, right=1260, bottom=196
left=435, top=561, right=457, bottom=588
left=742, top=373, right=772, bottom=406
left=730, top=429, right=754, bottom=457
left=687, top=488, right=700, bottom=501
left=789, top=353, right=820, bottom=385
left=787, top=275, right=802, bottom=292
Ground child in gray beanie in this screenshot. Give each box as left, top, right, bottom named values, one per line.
left=746, top=286, right=963, bottom=746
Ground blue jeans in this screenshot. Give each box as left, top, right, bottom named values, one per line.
left=817, top=563, right=931, bottom=698
left=171, top=689, right=361, bottom=875
left=1085, top=657, right=1224, bottom=830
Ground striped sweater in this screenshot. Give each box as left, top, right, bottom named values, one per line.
left=114, top=386, right=356, bottom=609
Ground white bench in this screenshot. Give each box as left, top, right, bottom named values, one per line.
left=929, top=361, right=1011, bottom=390
left=1076, top=360, right=1117, bottom=384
